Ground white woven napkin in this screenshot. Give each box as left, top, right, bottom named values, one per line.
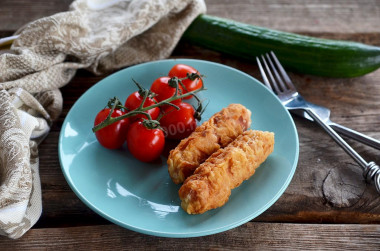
left=0, top=0, right=206, bottom=239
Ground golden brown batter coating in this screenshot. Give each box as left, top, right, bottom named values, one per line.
left=179, top=130, right=274, bottom=214
left=167, top=104, right=252, bottom=184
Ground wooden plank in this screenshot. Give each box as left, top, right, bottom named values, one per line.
left=0, top=0, right=72, bottom=32
left=2, top=0, right=380, bottom=228
left=32, top=48, right=380, bottom=228
left=1, top=0, right=380, bottom=34
left=0, top=223, right=379, bottom=250
left=205, top=0, right=380, bottom=33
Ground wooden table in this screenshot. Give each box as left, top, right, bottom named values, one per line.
left=1, top=0, right=379, bottom=249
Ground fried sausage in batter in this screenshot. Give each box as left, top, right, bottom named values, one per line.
left=167, top=104, right=251, bottom=184
left=179, top=130, right=274, bottom=214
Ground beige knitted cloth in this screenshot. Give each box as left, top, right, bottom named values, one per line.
left=0, top=0, right=206, bottom=239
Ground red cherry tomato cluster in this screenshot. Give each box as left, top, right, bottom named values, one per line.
left=93, top=64, right=204, bottom=163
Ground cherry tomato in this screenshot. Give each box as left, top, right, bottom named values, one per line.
left=126, top=121, right=165, bottom=162
left=125, top=91, right=160, bottom=121
left=150, top=76, right=183, bottom=105
left=168, top=64, right=203, bottom=99
left=94, top=108, right=129, bottom=149
left=160, top=102, right=197, bottom=140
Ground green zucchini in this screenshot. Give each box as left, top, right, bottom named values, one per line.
left=182, top=15, right=380, bottom=78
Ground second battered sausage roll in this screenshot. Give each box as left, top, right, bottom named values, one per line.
left=167, top=104, right=251, bottom=184
left=179, top=130, right=274, bottom=214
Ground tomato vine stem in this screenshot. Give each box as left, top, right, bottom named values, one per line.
left=92, top=75, right=206, bottom=133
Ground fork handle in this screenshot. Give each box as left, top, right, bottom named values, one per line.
left=329, top=123, right=380, bottom=150
left=304, top=108, right=380, bottom=194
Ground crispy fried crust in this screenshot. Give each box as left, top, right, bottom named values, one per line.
left=167, top=104, right=252, bottom=184
left=179, top=130, right=274, bottom=214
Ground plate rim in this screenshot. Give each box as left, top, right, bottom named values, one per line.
left=58, top=58, right=299, bottom=238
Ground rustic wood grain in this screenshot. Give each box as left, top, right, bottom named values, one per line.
left=205, top=0, right=380, bottom=33
left=0, top=223, right=379, bottom=250
left=21, top=0, right=380, bottom=226
left=34, top=49, right=380, bottom=227
left=26, top=45, right=377, bottom=226
left=0, top=0, right=73, bottom=32
left=2, top=0, right=380, bottom=33
left=1, top=0, right=380, bottom=247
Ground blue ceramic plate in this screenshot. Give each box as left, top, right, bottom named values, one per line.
left=59, top=59, right=299, bottom=237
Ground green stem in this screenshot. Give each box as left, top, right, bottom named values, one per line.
left=92, top=85, right=206, bottom=132
left=138, top=89, right=149, bottom=110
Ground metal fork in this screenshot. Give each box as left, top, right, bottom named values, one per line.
left=292, top=103, right=380, bottom=150
left=256, top=51, right=380, bottom=194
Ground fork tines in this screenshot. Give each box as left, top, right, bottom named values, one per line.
left=256, top=51, right=296, bottom=94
